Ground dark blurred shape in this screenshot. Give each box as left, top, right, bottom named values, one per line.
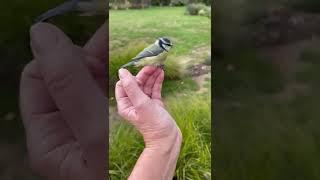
left=35, top=0, right=107, bottom=22
left=0, top=0, right=107, bottom=179
left=214, top=0, right=320, bottom=179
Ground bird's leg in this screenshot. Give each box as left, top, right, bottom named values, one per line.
left=156, top=64, right=165, bottom=70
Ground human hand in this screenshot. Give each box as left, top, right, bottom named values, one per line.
left=20, top=23, right=107, bottom=180
left=115, top=67, right=182, bottom=179
left=115, top=67, right=182, bottom=150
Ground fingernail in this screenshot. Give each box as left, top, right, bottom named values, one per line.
left=30, top=23, right=58, bottom=55
left=118, top=68, right=127, bottom=79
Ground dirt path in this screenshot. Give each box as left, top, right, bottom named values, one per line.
left=192, top=72, right=211, bottom=93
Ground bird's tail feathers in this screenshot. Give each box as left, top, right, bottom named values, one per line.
left=121, top=61, right=135, bottom=68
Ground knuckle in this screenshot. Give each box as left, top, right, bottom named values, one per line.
left=115, top=81, right=121, bottom=87
left=126, top=85, right=136, bottom=95
left=46, top=70, right=74, bottom=93
left=121, top=80, right=131, bottom=89
left=21, top=60, right=40, bottom=79
left=135, top=99, right=150, bottom=111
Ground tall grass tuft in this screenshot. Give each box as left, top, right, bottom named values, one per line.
left=167, top=93, right=212, bottom=180
left=109, top=122, right=144, bottom=179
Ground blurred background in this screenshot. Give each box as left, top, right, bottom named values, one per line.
left=214, top=0, right=320, bottom=179
left=108, top=0, right=211, bottom=179
left=0, top=0, right=105, bottom=179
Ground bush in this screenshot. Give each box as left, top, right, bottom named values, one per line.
left=198, top=6, right=211, bottom=18
left=152, top=0, right=171, bottom=6
left=185, top=3, right=211, bottom=18
left=170, top=0, right=187, bottom=6
left=186, top=3, right=207, bottom=15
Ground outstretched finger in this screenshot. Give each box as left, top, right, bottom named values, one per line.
left=143, top=68, right=162, bottom=97
left=152, top=69, right=164, bottom=100
left=135, top=66, right=158, bottom=86
left=118, top=68, right=149, bottom=107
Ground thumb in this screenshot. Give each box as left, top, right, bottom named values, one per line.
left=119, top=68, right=149, bottom=107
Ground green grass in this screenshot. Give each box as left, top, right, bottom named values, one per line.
left=109, top=7, right=211, bottom=55
left=109, top=6, right=211, bottom=179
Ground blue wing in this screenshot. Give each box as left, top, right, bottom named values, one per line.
left=131, top=44, right=164, bottom=61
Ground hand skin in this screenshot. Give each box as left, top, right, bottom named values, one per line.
left=20, top=23, right=107, bottom=180
left=115, top=67, right=183, bottom=180
left=20, top=22, right=182, bottom=180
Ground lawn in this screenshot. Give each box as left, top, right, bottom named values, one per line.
left=109, top=7, right=211, bottom=54
left=109, top=6, right=212, bottom=180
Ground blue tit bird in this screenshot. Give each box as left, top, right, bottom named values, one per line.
left=121, top=37, right=173, bottom=69
left=35, top=0, right=107, bottom=22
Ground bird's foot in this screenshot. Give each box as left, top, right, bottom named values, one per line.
left=156, top=64, right=165, bottom=70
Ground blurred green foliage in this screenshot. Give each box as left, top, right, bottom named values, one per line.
left=214, top=51, right=284, bottom=98
left=214, top=1, right=320, bottom=179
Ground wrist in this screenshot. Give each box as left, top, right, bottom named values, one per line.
left=128, top=130, right=182, bottom=180
left=145, top=127, right=182, bottom=154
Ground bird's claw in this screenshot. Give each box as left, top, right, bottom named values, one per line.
left=156, top=64, right=165, bottom=70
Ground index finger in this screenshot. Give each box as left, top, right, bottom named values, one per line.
left=119, top=69, right=149, bottom=107
left=135, top=66, right=158, bottom=86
